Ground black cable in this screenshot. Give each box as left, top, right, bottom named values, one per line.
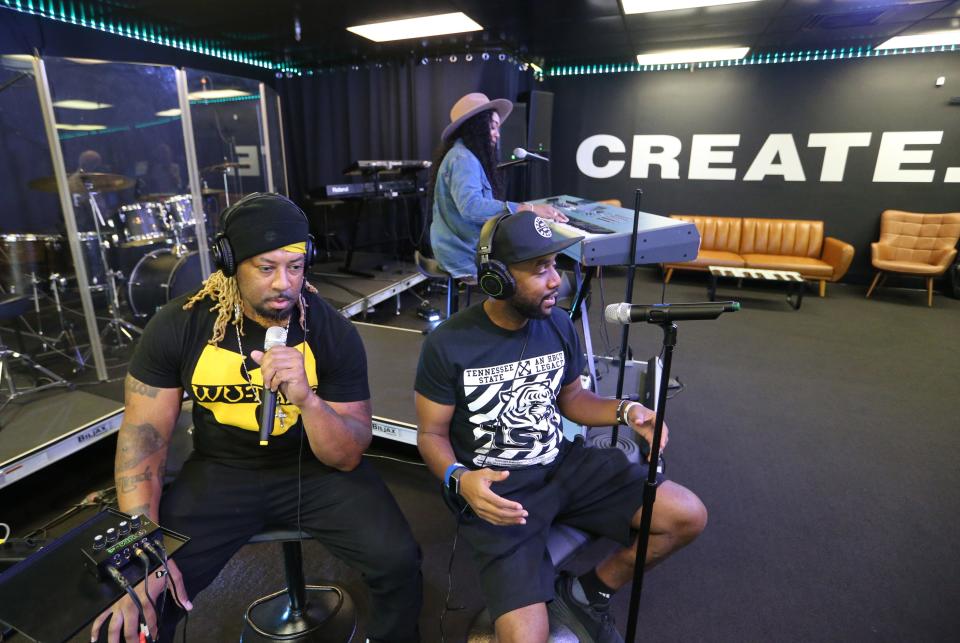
left=137, top=550, right=157, bottom=615
left=439, top=504, right=467, bottom=643
left=104, top=565, right=153, bottom=643
left=142, top=540, right=187, bottom=643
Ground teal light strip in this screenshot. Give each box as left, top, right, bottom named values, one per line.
left=546, top=44, right=959, bottom=77
left=189, top=94, right=260, bottom=106
left=1, top=1, right=294, bottom=72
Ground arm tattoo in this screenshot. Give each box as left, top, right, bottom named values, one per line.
left=117, top=465, right=152, bottom=494
left=125, top=375, right=160, bottom=399
left=116, top=422, right=167, bottom=471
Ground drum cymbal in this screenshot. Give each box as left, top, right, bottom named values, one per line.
left=201, top=188, right=225, bottom=196
left=29, top=172, right=134, bottom=193
left=201, top=161, right=243, bottom=174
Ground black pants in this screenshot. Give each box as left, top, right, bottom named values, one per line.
left=155, top=456, right=422, bottom=642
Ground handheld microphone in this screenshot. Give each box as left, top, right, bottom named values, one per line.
left=604, top=301, right=740, bottom=324
left=513, top=147, right=550, bottom=162
left=258, top=325, right=288, bottom=446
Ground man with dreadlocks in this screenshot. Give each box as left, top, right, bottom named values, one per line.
left=429, top=92, right=567, bottom=283
left=90, top=193, right=422, bottom=643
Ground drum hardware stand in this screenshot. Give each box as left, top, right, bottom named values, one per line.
left=15, top=273, right=87, bottom=371
left=0, top=317, right=74, bottom=418
left=220, top=162, right=232, bottom=207
left=84, top=185, right=142, bottom=348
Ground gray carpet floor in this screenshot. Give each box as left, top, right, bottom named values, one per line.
left=8, top=266, right=957, bottom=642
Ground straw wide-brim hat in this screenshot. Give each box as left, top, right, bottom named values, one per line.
left=441, top=92, right=513, bottom=142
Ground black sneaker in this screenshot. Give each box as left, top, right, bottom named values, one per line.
left=548, top=571, right=624, bottom=643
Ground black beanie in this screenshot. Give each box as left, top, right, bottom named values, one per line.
left=222, top=193, right=309, bottom=265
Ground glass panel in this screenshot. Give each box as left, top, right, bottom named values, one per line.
left=262, top=85, right=288, bottom=195
left=0, top=55, right=64, bottom=289
left=44, top=57, right=205, bottom=332
left=186, top=69, right=266, bottom=227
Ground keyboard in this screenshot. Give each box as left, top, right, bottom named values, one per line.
left=529, top=195, right=701, bottom=266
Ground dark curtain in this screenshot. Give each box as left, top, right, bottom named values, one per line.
left=277, top=59, right=535, bottom=257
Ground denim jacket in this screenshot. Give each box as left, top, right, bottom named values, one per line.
left=430, top=139, right=518, bottom=279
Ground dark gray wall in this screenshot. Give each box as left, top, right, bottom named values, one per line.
left=546, top=53, right=960, bottom=282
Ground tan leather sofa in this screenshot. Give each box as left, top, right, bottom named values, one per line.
left=662, top=215, right=855, bottom=297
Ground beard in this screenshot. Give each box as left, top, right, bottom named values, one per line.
left=508, top=290, right=556, bottom=320
left=252, top=297, right=295, bottom=321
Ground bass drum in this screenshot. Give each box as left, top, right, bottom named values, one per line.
left=127, top=250, right=203, bottom=320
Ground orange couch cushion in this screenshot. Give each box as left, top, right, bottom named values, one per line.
left=741, top=254, right=834, bottom=277
left=671, top=215, right=741, bottom=254
left=741, top=218, right=823, bottom=258
left=666, top=250, right=745, bottom=269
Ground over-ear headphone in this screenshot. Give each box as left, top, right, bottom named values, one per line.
left=211, top=192, right=316, bottom=277
left=476, top=213, right=515, bottom=300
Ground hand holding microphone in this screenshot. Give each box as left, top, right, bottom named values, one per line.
left=251, top=325, right=314, bottom=445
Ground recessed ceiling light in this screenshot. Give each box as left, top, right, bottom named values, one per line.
left=637, top=46, right=750, bottom=65
left=187, top=89, right=252, bottom=100
left=56, top=124, right=107, bottom=131
left=347, top=12, right=482, bottom=43
left=876, top=29, right=960, bottom=50
left=155, top=108, right=182, bottom=117
left=53, top=100, right=113, bottom=110
left=622, top=0, right=761, bottom=14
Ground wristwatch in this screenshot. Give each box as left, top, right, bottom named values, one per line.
left=446, top=464, right=468, bottom=495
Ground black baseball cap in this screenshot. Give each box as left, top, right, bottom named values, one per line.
left=490, top=211, right=583, bottom=264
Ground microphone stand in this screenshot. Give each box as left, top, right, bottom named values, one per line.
left=622, top=307, right=736, bottom=643
left=610, top=188, right=643, bottom=447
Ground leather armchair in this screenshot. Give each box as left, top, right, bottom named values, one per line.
left=866, top=210, right=960, bottom=306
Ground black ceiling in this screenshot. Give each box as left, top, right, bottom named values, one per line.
left=32, top=0, right=960, bottom=69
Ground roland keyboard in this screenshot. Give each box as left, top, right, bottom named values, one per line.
left=527, top=195, right=701, bottom=267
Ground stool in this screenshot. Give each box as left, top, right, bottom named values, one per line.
left=0, top=296, right=72, bottom=415
left=241, top=529, right=356, bottom=643
left=414, top=250, right=458, bottom=318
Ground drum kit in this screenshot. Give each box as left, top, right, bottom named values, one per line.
left=0, top=171, right=215, bottom=371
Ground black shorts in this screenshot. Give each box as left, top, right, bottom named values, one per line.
left=452, top=439, right=657, bottom=620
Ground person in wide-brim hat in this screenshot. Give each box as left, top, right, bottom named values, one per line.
left=441, top=92, right=513, bottom=142
left=428, top=92, right=565, bottom=282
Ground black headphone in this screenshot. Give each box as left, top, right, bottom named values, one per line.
left=476, top=212, right=515, bottom=300
left=211, top=193, right=316, bottom=277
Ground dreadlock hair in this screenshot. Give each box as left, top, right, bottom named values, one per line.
left=428, top=109, right=504, bottom=211
left=183, top=270, right=318, bottom=346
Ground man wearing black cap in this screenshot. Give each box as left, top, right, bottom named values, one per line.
left=415, top=211, right=706, bottom=643
left=91, top=193, right=422, bottom=643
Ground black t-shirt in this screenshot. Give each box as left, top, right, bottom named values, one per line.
left=129, top=290, right=369, bottom=468
left=415, top=304, right=585, bottom=470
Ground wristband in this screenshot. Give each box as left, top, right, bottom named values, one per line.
left=622, top=401, right=642, bottom=425
left=444, top=462, right=466, bottom=487
left=615, top=399, right=627, bottom=425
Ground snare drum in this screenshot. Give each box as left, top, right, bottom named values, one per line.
left=127, top=249, right=202, bottom=319
left=118, top=202, right=168, bottom=246
left=162, top=195, right=197, bottom=230
left=0, top=233, right=63, bottom=294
